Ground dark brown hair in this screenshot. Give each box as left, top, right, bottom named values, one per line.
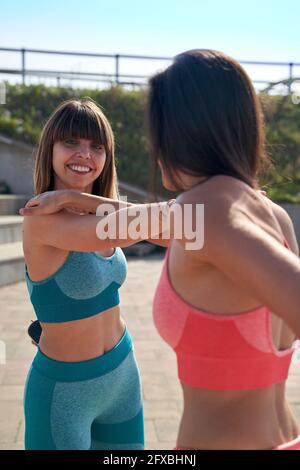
left=147, top=49, right=270, bottom=191
left=34, top=98, right=119, bottom=198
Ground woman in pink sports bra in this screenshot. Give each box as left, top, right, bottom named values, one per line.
left=149, top=49, right=300, bottom=450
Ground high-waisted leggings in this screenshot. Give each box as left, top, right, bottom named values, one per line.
left=23, top=326, right=144, bottom=450
left=174, top=434, right=300, bottom=450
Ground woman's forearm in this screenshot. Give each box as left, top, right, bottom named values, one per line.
left=63, top=190, right=136, bottom=213
left=64, top=190, right=171, bottom=248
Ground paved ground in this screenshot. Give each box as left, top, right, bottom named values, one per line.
left=0, top=254, right=299, bottom=450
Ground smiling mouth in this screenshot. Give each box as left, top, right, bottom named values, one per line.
left=66, top=164, right=93, bottom=175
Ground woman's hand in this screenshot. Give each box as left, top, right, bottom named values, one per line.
left=19, top=190, right=71, bottom=216
left=19, top=190, right=132, bottom=216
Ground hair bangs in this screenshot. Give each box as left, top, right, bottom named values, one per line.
left=52, top=104, right=107, bottom=146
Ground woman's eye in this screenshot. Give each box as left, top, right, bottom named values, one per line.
left=65, top=140, right=78, bottom=145
left=93, top=144, right=104, bottom=151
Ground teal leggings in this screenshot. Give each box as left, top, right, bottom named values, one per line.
left=23, top=326, right=144, bottom=450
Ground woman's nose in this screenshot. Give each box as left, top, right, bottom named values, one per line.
left=76, top=145, right=93, bottom=158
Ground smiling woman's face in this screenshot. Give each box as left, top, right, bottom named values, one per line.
left=52, top=138, right=106, bottom=192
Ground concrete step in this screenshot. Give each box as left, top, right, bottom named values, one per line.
left=0, top=216, right=23, bottom=243
left=0, top=242, right=25, bottom=287
left=0, top=195, right=29, bottom=216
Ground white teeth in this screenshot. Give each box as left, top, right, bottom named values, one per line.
left=68, top=164, right=91, bottom=173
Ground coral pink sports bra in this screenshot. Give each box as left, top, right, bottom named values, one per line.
left=153, top=238, right=297, bottom=391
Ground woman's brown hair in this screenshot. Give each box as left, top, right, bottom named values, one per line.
left=147, top=49, right=271, bottom=191
left=34, top=98, right=119, bottom=199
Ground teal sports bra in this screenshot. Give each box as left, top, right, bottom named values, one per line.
left=25, top=247, right=127, bottom=323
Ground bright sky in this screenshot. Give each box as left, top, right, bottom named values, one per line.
left=1, top=0, right=300, bottom=89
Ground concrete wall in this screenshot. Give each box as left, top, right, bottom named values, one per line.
left=0, top=135, right=35, bottom=195
left=0, top=195, right=30, bottom=215
left=279, top=203, right=300, bottom=247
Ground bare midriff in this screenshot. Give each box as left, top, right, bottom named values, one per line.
left=176, top=383, right=299, bottom=449
left=39, top=305, right=126, bottom=362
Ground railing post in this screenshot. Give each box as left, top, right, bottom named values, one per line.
left=115, top=54, right=119, bottom=85
left=21, top=48, right=26, bottom=86
left=289, top=62, right=293, bottom=94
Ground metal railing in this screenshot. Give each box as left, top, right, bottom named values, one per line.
left=1, top=47, right=300, bottom=91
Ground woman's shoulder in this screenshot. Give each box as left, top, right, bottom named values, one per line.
left=173, top=176, right=238, bottom=258
left=175, top=175, right=241, bottom=227
left=177, top=174, right=245, bottom=201
left=175, top=175, right=298, bottom=253
left=22, top=210, right=73, bottom=243
left=176, top=175, right=223, bottom=205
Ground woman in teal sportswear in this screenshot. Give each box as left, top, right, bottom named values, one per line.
left=21, top=97, right=170, bottom=450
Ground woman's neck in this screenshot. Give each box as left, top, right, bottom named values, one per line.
left=53, top=179, right=92, bottom=194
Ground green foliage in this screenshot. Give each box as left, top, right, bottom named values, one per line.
left=0, top=83, right=300, bottom=202
left=262, top=173, right=300, bottom=203
left=260, top=93, right=300, bottom=202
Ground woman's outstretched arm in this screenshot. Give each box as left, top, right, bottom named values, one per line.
left=20, top=190, right=173, bottom=247
left=20, top=189, right=135, bottom=216
left=23, top=200, right=173, bottom=253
